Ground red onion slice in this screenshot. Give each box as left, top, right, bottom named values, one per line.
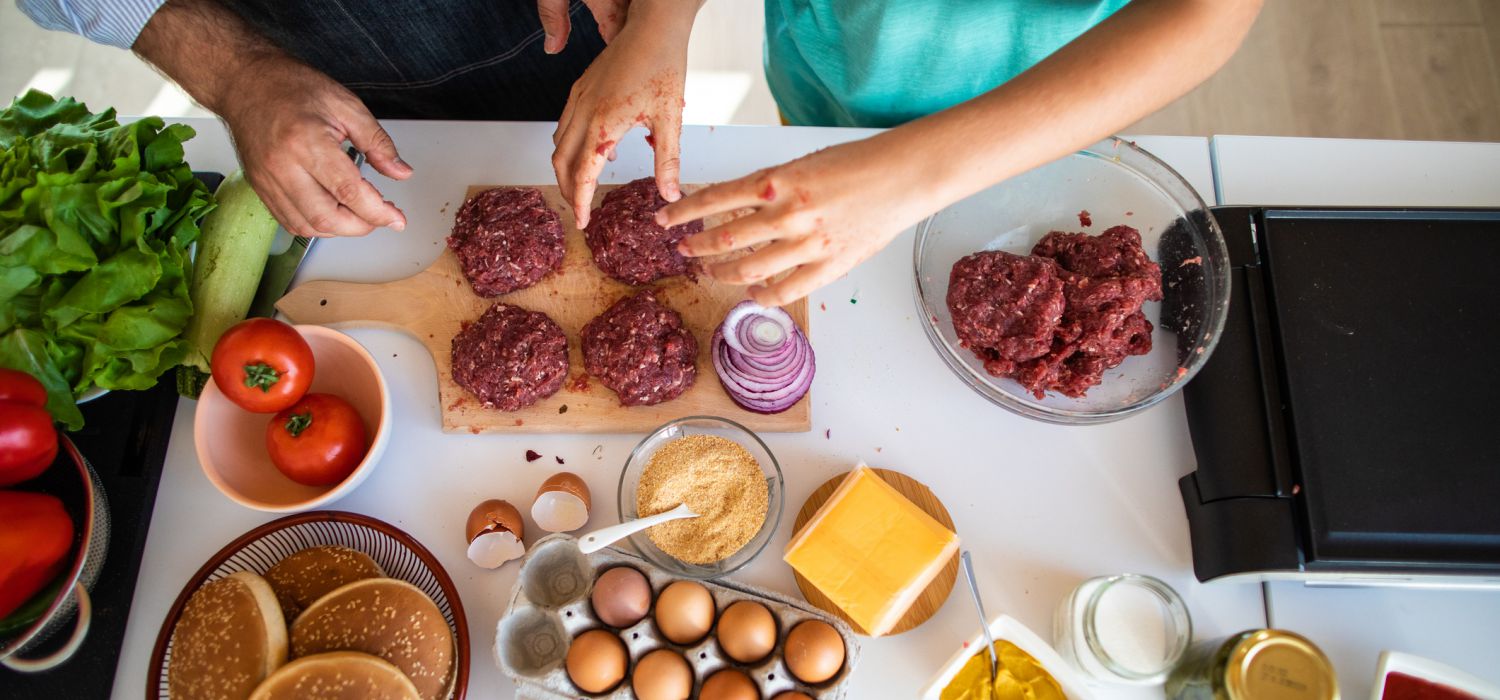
left=721, top=301, right=794, bottom=355
left=712, top=302, right=815, bottom=414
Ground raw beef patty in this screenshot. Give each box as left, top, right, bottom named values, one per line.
left=448, top=187, right=565, bottom=296
left=585, top=178, right=702, bottom=285
left=581, top=290, right=698, bottom=406
left=451, top=303, right=569, bottom=411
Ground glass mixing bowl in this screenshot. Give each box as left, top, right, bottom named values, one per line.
left=617, top=416, right=784, bottom=579
left=913, top=137, right=1230, bottom=424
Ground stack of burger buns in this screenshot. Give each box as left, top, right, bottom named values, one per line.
left=168, top=545, right=455, bottom=700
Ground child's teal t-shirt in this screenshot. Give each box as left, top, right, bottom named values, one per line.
left=765, top=0, right=1131, bottom=127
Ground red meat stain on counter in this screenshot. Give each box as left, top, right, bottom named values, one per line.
left=1078, top=210, right=1092, bottom=227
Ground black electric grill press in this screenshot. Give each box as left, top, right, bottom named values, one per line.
left=1179, top=207, right=1500, bottom=584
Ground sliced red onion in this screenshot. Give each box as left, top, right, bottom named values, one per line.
left=722, top=302, right=794, bottom=355
left=712, top=302, right=814, bottom=414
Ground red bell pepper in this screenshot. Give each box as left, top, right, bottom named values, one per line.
left=0, top=369, right=48, bottom=408
left=0, top=490, right=74, bottom=620
left=0, top=368, right=57, bottom=486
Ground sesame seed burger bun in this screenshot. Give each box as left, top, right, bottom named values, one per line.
left=290, top=578, right=455, bottom=700
left=265, top=545, right=384, bottom=619
left=249, top=651, right=421, bottom=700
left=168, top=571, right=287, bottom=700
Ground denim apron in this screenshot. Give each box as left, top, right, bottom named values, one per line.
left=218, top=0, right=606, bottom=120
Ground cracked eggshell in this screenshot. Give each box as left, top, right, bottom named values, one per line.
left=531, top=472, right=592, bottom=533
left=466, top=499, right=526, bottom=569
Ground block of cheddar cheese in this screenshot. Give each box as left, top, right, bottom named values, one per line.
left=783, top=465, right=959, bottom=636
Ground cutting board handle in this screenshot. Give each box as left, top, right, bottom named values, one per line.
left=275, top=265, right=459, bottom=334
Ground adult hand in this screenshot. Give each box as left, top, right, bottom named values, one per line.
left=658, top=137, right=937, bottom=307
left=217, top=58, right=412, bottom=238
left=537, top=0, right=630, bottom=52
left=552, top=0, right=697, bottom=227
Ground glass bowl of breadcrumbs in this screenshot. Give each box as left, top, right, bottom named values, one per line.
left=617, top=416, right=785, bottom=579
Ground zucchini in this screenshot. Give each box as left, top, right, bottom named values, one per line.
left=177, top=170, right=278, bottom=396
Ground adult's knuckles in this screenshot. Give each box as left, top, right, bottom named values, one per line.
left=332, top=180, right=368, bottom=205
left=306, top=211, right=348, bottom=235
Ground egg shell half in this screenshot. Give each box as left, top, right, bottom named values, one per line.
left=466, top=499, right=524, bottom=543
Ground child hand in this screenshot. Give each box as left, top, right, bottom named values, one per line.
left=658, top=137, right=938, bottom=306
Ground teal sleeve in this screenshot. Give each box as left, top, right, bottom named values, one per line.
left=765, top=0, right=1131, bottom=128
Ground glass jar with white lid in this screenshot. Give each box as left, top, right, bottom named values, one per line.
left=1054, top=573, right=1192, bottom=685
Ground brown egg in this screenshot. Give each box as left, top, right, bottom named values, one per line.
left=772, top=693, right=815, bottom=700
left=716, top=600, right=777, bottom=664
left=565, top=629, right=627, bottom=694
left=785, top=620, right=845, bottom=684
left=591, top=566, right=652, bottom=628
left=653, top=580, right=715, bottom=644
left=630, top=648, right=693, bottom=700
left=700, top=668, right=759, bottom=700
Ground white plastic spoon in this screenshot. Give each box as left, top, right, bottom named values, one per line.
left=577, top=503, right=699, bottom=554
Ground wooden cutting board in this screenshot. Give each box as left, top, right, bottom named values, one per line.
left=276, top=184, right=810, bottom=434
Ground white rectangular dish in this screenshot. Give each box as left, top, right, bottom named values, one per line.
left=920, top=615, right=1094, bottom=700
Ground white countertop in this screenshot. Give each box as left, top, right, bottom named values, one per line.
left=1211, top=134, right=1500, bottom=700
left=114, top=123, right=1500, bottom=699
left=110, top=121, right=1268, bottom=699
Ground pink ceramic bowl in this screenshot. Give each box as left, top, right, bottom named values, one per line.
left=194, top=325, right=391, bottom=512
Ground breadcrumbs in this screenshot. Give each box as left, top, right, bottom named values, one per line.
left=637, top=435, right=768, bottom=564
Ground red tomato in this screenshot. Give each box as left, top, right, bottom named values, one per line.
left=0, top=403, right=58, bottom=487
left=0, top=369, right=48, bottom=408
left=0, top=490, right=74, bottom=619
left=211, top=319, right=314, bottom=413
left=265, top=393, right=368, bottom=487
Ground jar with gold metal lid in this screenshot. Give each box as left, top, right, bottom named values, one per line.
left=1165, top=629, right=1339, bottom=700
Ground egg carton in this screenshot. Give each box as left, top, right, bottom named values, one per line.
left=495, top=533, right=861, bottom=699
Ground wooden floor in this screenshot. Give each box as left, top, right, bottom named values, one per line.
left=1128, top=0, right=1500, bottom=141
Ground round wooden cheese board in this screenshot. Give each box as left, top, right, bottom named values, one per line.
left=789, top=468, right=959, bottom=636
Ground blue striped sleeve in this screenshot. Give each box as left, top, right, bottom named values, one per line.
left=16, top=0, right=169, bottom=49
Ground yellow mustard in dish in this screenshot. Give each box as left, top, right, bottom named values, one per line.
left=941, top=640, right=1068, bottom=700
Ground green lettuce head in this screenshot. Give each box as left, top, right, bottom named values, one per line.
left=0, top=90, right=214, bottom=429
